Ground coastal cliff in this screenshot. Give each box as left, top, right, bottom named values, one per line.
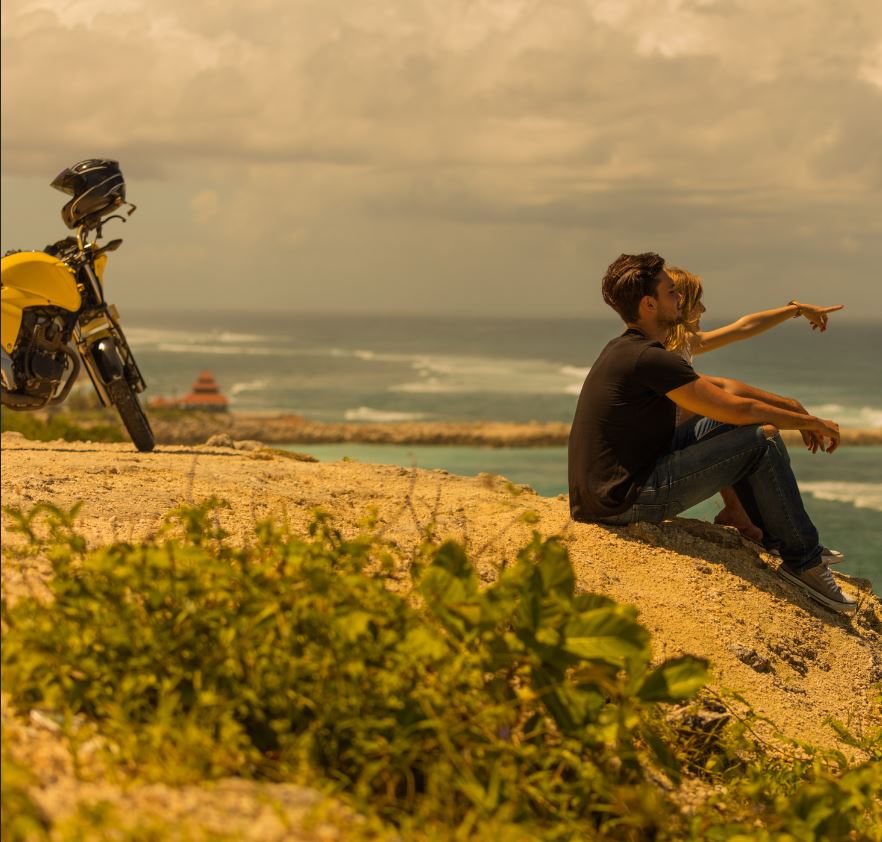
left=2, top=434, right=880, bottom=838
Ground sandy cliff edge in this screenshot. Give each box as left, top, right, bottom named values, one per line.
left=2, top=434, right=880, bottom=833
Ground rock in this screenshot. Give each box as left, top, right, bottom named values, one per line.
left=232, top=439, right=267, bottom=452
left=727, top=644, right=774, bottom=673
left=205, top=433, right=235, bottom=448
left=270, top=450, right=318, bottom=463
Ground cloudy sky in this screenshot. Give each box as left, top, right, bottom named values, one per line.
left=2, top=0, right=881, bottom=318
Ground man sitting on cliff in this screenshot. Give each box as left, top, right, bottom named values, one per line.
left=568, top=252, right=856, bottom=615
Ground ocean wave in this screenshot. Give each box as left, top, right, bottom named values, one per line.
left=559, top=365, right=590, bottom=380
left=229, top=379, right=270, bottom=397
left=156, top=343, right=282, bottom=356
left=216, top=331, right=266, bottom=343
left=808, top=404, right=882, bottom=428
left=800, top=481, right=882, bottom=512
left=386, top=353, right=587, bottom=396
left=344, top=406, right=427, bottom=422
left=132, top=330, right=593, bottom=398
left=127, top=327, right=270, bottom=347
left=390, top=379, right=465, bottom=395
left=153, top=342, right=350, bottom=358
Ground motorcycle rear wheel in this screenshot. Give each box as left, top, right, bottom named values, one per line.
left=107, top=378, right=155, bottom=452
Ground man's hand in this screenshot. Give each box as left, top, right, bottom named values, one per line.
left=803, top=418, right=840, bottom=454
left=794, top=302, right=844, bottom=332
left=668, top=378, right=841, bottom=451
left=800, top=429, right=827, bottom=453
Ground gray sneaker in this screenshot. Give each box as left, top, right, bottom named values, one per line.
left=778, top=562, right=857, bottom=616
left=821, top=546, right=845, bottom=563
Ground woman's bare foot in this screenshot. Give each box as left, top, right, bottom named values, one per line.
left=714, top=506, right=764, bottom=544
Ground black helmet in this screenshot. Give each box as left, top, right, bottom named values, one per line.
left=51, top=159, right=126, bottom=230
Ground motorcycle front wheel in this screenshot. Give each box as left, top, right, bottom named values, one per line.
left=107, top=378, right=155, bottom=452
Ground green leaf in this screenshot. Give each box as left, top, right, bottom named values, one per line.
left=429, top=540, right=478, bottom=588
left=637, top=656, right=709, bottom=702
left=573, top=593, right=615, bottom=612
left=339, top=610, right=372, bottom=642
left=420, top=541, right=482, bottom=636
left=535, top=539, right=574, bottom=598
left=534, top=626, right=560, bottom=647
left=562, top=608, right=650, bottom=664
left=641, top=724, right=682, bottom=784
left=399, top=626, right=449, bottom=662
left=532, top=667, right=589, bottom=732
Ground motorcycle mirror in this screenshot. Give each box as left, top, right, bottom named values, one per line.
left=96, top=239, right=123, bottom=255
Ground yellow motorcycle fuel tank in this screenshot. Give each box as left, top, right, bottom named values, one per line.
left=1, top=252, right=81, bottom=352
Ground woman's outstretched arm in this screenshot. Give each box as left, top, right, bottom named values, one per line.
left=692, top=301, right=844, bottom=354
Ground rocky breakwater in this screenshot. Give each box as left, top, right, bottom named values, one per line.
left=146, top=411, right=882, bottom=448
left=148, top=411, right=573, bottom=447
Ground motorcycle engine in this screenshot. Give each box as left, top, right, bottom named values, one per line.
left=5, top=313, right=74, bottom=399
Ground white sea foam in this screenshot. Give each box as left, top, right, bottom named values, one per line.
left=353, top=349, right=421, bottom=364
left=157, top=343, right=281, bottom=356
left=800, top=482, right=882, bottom=512
left=559, top=365, right=590, bottom=380
left=215, top=331, right=265, bottom=343
left=153, top=342, right=349, bottom=358
left=386, top=353, right=583, bottom=396
left=127, top=327, right=268, bottom=348
left=809, top=404, right=882, bottom=428
left=344, top=406, right=426, bottom=422
left=229, top=379, right=270, bottom=397
left=560, top=365, right=590, bottom=397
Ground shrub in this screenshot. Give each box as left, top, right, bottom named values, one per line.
left=1, top=408, right=124, bottom=443
left=2, top=501, right=880, bottom=840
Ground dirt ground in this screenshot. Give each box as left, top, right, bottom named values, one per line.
left=2, top=433, right=880, bottom=836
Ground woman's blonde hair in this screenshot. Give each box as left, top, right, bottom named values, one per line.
left=665, top=266, right=703, bottom=353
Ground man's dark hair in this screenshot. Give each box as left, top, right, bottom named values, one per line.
left=601, top=252, right=666, bottom=323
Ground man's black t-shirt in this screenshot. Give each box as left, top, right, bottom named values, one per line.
left=568, top=329, right=698, bottom=520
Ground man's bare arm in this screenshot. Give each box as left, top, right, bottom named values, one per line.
left=701, top=375, right=806, bottom=414
left=697, top=375, right=828, bottom=453
left=667, top=376, right=840, bottom=452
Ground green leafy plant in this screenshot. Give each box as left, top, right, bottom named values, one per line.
left=1, top=408, right=124, bottom=443
left=0, top=746, right=50, bottom=841
left=2, top=500, right=880, bottom=840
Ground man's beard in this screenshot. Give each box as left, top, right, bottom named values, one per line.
left=658, top=311, right=685, bottom=329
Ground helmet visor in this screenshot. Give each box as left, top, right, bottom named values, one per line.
left=51, top=167, right=86, bottom=196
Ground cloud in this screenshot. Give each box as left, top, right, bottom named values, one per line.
left=189, top=190, right=221, bottom=225
left=1, top=0, right=880, bottom=315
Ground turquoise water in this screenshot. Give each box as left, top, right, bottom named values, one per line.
left=278, top=442, right=882, bottom=591
left=118, top=309, right=881, bottom=591
left=125, top=311, right=882, bottom=429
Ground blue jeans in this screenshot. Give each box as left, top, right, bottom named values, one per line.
left=598, top=421, right=822, bottom=572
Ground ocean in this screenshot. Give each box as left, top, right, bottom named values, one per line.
left=124, top=310, right=882, bottom=589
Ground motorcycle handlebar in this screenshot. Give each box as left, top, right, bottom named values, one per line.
left=94, top=239, right=123, bottom=257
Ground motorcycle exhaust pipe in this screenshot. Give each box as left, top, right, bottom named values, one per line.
left=1, top=348, right=16, bottom=391
left=46, top=347, right=81, bottom=406
left=0, top=346, right=81, bottom=410
left=1, top=386, right=48, bottom=409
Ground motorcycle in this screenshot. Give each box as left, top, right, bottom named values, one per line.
left=1, top=159, right=155, bottom=452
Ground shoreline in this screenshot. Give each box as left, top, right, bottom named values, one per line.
left=146, top=411, right=882, bottom=448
